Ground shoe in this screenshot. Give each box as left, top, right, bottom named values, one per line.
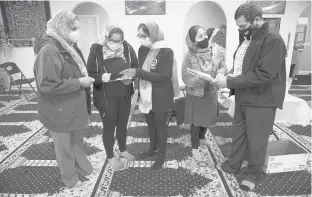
left=65, top=181, right=89, bottom=196
left=67, top=180, right=83, bottom=189
left=137, top=150, right=156, bottom=159
left=216, top=162, right=240, bottom=174
left=192, top=149, right=201, bottom=161
left=240, top=180, right=256, bottom=191
left=150, top=155, right=165, bottom=170
left=108, top=157, right=124, bottom=170
left=199, top=139, right=209, bottom=146
left=216, top=163, right=223, bottom=171
left=120, top=151, right=135, bottom=161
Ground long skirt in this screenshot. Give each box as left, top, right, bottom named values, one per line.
left=184, top=91, right=218, bottom=128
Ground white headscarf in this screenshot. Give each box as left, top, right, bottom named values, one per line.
left=46, top=10, right=88, bottom=76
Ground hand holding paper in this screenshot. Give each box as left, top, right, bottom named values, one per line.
left=119, top=68, right=137, bottom=78
left=187, top=68, right=214, bottom=83
left=212, top=73, right=227, bottom=88
left=102, top=73, right=111, bottom=83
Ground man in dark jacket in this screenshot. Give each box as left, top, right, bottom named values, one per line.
left=213, top=2, right=287, bottom=191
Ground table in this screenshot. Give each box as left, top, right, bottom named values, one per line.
left=275, top=94, right=311, bottom=126
left=219, top=92, right=311, bottom=126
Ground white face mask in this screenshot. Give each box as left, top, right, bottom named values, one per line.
left=140, top=38, right=153, bottom=47
left=68, top=30, right=80, bottom=43
left=107, top=42, right=122, bottom=51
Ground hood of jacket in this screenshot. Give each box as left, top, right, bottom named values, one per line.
left=33, top=34, right=56, bottom=55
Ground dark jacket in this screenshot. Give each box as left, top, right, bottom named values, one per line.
left=227, top=22, right=287, bottom=109
left=87, top=41, right=138, bottom=112
left=136, top=46, right=174, bottom=112
left=33, top=36, right=90, bottom=132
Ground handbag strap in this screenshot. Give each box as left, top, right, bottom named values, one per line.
left=96, top=57, right=107, bottom=73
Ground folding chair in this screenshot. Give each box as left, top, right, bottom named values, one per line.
left=167, top=110, right=176, bottom=126
left=0, top=62, right=36, bottom=101
left=166, top=88, right=186, bottom=126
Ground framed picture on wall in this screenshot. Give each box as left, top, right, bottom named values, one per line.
left=295, top=25, right=307, bottom=49
left=125, top=0, right=166, bottom=15
left=264, top=18, right=281, bottom=34
left=296, top=33, right=305, bottom=42
left=248, top=1, right=286, bottom=14
left=296, top=26, right=305, bottom=33
left=0, top=1, right=51, bottom=47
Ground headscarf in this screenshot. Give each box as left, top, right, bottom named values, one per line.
left=100, top=24, right=125, bottom=61
left=138, top=21, right=179, bottom=114
left=46, top=10, right=88, bottom=76
left=209, top=28, right=226, bottom=72
left=186, top=27, right=213, bottom=73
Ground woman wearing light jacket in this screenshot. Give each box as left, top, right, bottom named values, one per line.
left=87, top=25, right=138, bottom=170
left=120, top=21, right=178, bottom=170
left=182, top=25, right=227, bottom=160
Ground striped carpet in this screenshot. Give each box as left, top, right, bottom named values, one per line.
left=0, top=87, right=311, bottom=197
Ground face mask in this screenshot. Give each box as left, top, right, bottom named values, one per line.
left=196, top=38, right=209, bottom=49
left=239, top=28, right=252, bottom=40
left=238, top=20, right=256, bottom=40
left=140, top=38, right=153, bottom=47
left=68, top=30, right=80, bottom=43
left=107, top=42, right=122, bottom=51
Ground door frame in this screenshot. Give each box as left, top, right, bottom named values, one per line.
left=77, top=15, right=100, bottom=44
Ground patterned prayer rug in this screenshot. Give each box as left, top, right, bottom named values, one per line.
left=0, top=90, right=36, bottom=113
left=0, top=91, right=311, bottom=197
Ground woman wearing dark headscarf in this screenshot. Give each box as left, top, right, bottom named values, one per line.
left=33, top=10, right=94, bottom=189
left=87, top=25, right=138, bottom=170
left=120, top=21, right=177, bottom=170
left=182, top=25, right=227, bottom=160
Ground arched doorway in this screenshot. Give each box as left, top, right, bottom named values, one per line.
left=72, top=2, right=110, bottom=59
left=183, top=1, right=227, bottom=60
left=289, top=5, right=311, bottom=87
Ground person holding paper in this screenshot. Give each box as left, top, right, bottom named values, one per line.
left=213, top=2, right=287, bottom=191
left=87, top=25, right=138, bottom=170
left=33, top=10, right=94, bottom=189
left=119, top=21, right=177, bottom=170
left=182, top=25, right=227, bottom=161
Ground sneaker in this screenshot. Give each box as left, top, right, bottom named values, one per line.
left=108, top=157, right=124, bottom=170
left=64, top=181, right=89, bottom=196
left=192, top=149, right=201, bottom=161
left=67, top=180, right=83, bottom=189
left=120, top=151, right=135, bottom=161
left=199, top=139, right=209, bottom=146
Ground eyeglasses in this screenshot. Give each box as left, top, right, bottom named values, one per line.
left=108, top=39, right=123, bottom=44
left=137, top=34, right=148, bottom=39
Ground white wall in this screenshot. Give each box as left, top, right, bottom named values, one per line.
left=0, top=0, right=310, bottom=88
left=72, top=1, right=110, bottom=33
left=277, top=1, right=311, bottom=77
left=297, top=5, right=311, bottom=74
